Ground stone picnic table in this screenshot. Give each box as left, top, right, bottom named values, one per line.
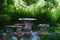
left=18, top=18, right=37, bottom=37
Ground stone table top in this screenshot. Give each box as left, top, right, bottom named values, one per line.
left=18, top=18, right=37, bottom=21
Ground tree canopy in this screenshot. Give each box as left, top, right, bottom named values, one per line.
left=0, top=0, right=59, bottom=27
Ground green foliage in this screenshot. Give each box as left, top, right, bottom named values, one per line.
left=0, top=0, right=58, bottom=26
left=40, top=33, right=60, bottom=40
left=0, top=14, right=11, bottom=27
left=0, top=0, right=5, bottom=4
left=56, top=33, right=60, bottom=40
left=44, top=0, right=58, bottom=8
left=56, top=6, right=60, bottom=23
left=23, top=0, right=39, bottom=6
left=40, top=34, right=57, bottom=40
left=57, top=16, right=60, bottom=23
left=32, top=25, right=40, bottom=31
left=7, top=0, right=14, bottom=5
left=48, top=27, right=56, bottom=34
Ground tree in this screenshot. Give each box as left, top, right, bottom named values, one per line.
left=0, top=0, right=58, bottom=26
